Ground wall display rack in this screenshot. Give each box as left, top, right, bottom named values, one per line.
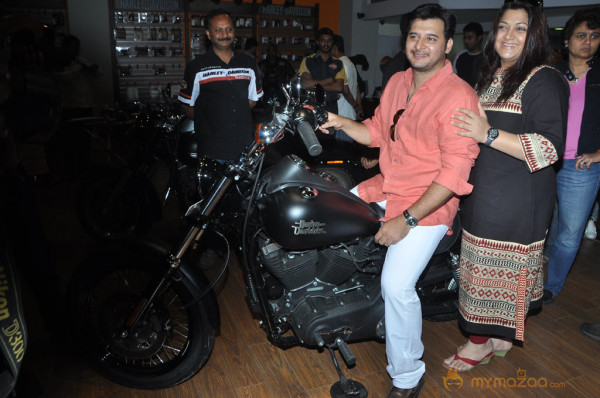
left=256, top=3, right=318, bottom=69
left=109, top=0, right=318, bottom=105
left=110, top=0, right=186, bottom=105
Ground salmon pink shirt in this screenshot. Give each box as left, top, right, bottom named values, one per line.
left=358, top=61, right=480, bottom=229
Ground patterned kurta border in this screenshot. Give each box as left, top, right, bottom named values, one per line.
left=459, top=230, right=545, bottom=341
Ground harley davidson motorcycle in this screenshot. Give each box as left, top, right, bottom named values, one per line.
left=76, top=90, right=364, bottom=241
left=67, top=79, right=461, bottom=396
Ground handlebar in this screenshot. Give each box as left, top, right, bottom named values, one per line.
left=292, top=105, right=324, bottom=157
left=254, top=80, right=328, bottom=157
left=296, top=120, right=322, bottom=156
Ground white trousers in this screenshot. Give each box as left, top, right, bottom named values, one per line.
left=350, top=187, right=447, bottom=388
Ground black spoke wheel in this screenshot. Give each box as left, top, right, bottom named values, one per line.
left=67, top=246, right=216, bottom=389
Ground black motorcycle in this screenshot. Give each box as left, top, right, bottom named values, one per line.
left=67, top=80, right=460, bottom=395
left=77, top=91, right=362, bottom=241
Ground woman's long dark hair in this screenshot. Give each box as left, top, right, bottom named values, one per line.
left=475, top=1, right=551, bottom=102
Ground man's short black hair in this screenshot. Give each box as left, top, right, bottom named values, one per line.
left=206, top=8, right=233, bottom=28
left=317, top=27, right=334, bottom=39
left=244, top=37, right=258, bottom=50
left=332, top=34, right=344, bottom=53
left=407, top=3, right=456, bottom=41
left=463, top=22, right=483, bottom=36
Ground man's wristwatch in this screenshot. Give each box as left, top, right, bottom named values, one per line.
left=403, top=210, right=418, bottom=228
left=484, top=127, right=499, bottom=146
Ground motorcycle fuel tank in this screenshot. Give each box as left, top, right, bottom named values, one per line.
left=258, top=184, right=382, bottom=250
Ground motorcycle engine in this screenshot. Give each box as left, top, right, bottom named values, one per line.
left=256, top=233, right=387, bottom=347
left=258, top=235, right=378, bottom=290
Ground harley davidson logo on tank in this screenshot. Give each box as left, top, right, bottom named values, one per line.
left=292, top=220, right=326, bottom=235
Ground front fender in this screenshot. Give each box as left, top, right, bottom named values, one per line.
left=124, top=238, right=221, bottom=331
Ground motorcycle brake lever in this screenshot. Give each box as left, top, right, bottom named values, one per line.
left=313, top=105, right=335, bottom=135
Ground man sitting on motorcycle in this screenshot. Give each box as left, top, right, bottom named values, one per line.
left=320, top=4, right=479, bottom=397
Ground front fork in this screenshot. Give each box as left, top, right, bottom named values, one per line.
left=120, top=174, right=234, bottom=336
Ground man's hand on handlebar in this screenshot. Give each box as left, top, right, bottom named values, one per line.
left=318, top=112, right=346, bottom=134
left=318, top=112, right=372, bottom=146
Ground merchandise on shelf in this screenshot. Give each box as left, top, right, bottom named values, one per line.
left=110, top=0, right=317, bottom=105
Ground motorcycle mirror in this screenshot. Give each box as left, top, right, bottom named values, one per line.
left=290, top=75, right=302, bottom=101
left=314, top=84, right=325, bottom=105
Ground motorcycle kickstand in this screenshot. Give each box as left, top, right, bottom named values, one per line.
left=327, top=345, right=367, bottom=398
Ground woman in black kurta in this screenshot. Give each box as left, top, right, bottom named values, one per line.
left=443, top=1, right=569, bottom=372
left=461, top=66, right=568, bottom=339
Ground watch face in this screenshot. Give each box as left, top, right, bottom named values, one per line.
left=404, top=210, right=418, bottom=228
left=485, top=128, right=499, bottom=146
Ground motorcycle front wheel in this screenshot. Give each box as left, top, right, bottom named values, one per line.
left=67, top=245, right=216, bottom=389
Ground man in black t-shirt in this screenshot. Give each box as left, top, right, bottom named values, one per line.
left=178, top=9, right=263, bottom=161
left=452, top=22, right=483, bottom=88
left=298, top=27, right=346, bottom=113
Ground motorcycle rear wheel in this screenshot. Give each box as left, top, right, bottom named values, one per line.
left=67, top=246, right=216, bottom=389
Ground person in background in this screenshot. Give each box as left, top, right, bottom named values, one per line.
left=578, top=7, right=600, bottom=335
left=243, top=36, right=258, bottom=57
left=298, top=27, right=346, bottom=114
left=320, top=4, right=480, bottom=396
left=543, top=6, right=600, bottom=305
left=258, top=43, right=295, bottom=104
left=178, top=8, right=262, bottom=161
left=331, top=34, right=362, bottom=142
left=349, top=53, right=369, bottom=100
left=443, top=0, right=569, bottom=372
left=452, top=22, right=484, bottom=87
left=243, top=37, right=263, bottom=86
left=372, top=56, right=391, bottom=100
left=382, top=14, right=411, bottom=90
left=55, top=35, right=101, bottom=113
left=380, top=55, right=392, bottom=74
left=380, top=51, right=410, bottom=92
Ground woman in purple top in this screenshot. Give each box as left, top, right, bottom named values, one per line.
left=543, top=7, right=600, bottom=305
